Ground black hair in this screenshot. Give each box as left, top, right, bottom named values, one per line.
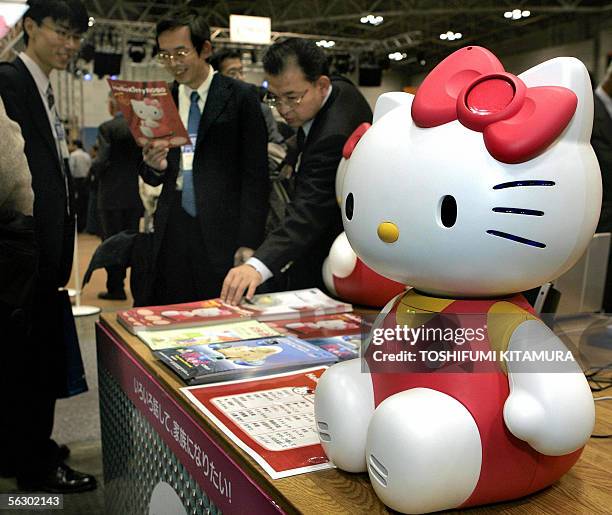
left=210, top=49, right=242, bottom=71
left=73, top=139, right=83, bottom=149
left=155, top=10, right=210, bottom=55
left=263, top=38, right=329, bottom=83
left=23, top=0, right=89, bottom=45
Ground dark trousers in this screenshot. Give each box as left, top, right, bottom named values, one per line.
left=150, top=192, right=226, bottom=305
left=85, top=184, right=101, bottom=236
left=598, top=202, right=612, bottom=312
left=100, top=207, right=141, bottom=293
left=0, top=284, right=63, bottom=481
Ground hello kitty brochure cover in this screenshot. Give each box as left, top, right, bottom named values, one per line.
left=116, top=299, right=253, bottom=334
left=154, top=336, right=338, bottom=385
left=108, top=79, right=189, bottom=147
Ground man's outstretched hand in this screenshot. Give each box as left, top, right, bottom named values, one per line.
left=221, top=264, right=263, bottom=305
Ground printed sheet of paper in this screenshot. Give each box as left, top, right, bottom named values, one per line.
left=181, top=367, right=333, bottom=479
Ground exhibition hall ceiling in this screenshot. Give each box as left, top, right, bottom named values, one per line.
left=83, top=0, right=612, bottom=71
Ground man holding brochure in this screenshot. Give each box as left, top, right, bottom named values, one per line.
left=141, top=10, right=269, bottom=305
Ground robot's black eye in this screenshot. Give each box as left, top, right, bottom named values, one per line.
left=345, top=193, right=354, bottom=220
left=440, top=195, right=457, bottom=228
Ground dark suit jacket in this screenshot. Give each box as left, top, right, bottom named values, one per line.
left=0, top=57, right=74, bottom=288
left=94, top=113, right=144, bottom=211
left=140, top=73, right=269, bottom=287
left=254, top=76, right=373, bottom=289
left=593, top=93, right=612, bottom=231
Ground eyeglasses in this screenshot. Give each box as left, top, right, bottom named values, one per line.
left=225, top=68, right=244, bottom=79
left=264, top=89, right=309, bottom=110
left=157, top=48, right=195, bottom=64
left=40, top=21, right=83, bottom=44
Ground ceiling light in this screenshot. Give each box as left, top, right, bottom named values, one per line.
left=88, top=16, right=95, bottom=27
left=316, top=40, right=335, bottom=48
left=388, top=52, right=407, bottom=61
left=504, top=8, right=532, bottom=20
left=360, top=14, right=384, bottom=26
left=441, top=31, right=462, bottom=41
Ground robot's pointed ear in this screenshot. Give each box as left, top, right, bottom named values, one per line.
left=373, top=92, right=414, bottom=123
left=518, top=57, right=593, bottom=143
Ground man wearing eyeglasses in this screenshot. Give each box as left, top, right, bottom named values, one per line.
left=221, top=38, right=373, bottom=304
left=0, top=0, right=97, bottom=493
left=210, top=48, right=285, bottom=145
left=140, top=11, right=268, bottom=306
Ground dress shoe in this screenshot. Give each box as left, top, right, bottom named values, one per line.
left=98, top=290, right=127, bottom=300
left=18, top=462, right=97, bottom=493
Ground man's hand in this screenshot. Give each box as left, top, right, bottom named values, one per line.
left=143, top=139, right=170, bottom=171
left=221, top=264, right=263, bottom=305
left=233, top=247, right=255, bottom=266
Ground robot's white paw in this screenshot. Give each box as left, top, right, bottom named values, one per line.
left=366, top=388, right=482, bottom=514
left=503, top=375, right=594, bottom=455
left=327, top=233, right=357, bottom=279
left=314, top=360, right=374, bottom=472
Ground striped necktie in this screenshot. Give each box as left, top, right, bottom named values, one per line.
left=46, top=84, right=71, bottom=215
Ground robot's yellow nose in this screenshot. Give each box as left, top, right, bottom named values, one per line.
left=377, top=222, right=399, bottom=243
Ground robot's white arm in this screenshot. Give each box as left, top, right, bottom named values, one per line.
left=503, top=319, right=594, bottom=455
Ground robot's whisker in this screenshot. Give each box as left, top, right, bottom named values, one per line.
left=492, top=207, right=545, bottom=216
left=486, top=230, right=546, bottom=248
left=492, top=180, right=556, bottom=190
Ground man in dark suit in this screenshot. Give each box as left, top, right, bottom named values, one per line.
left=0, top=0, right=96, bottom=492
left=221, top=38, right=373, bottom=304
left=141, top=11, right=269, bottom=305
left=94, top=94, right=143, bottom=300
left=592, top=63, right=612, bottom=311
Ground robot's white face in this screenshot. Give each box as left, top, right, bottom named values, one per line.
left=342, top=56, right=601, bottom=297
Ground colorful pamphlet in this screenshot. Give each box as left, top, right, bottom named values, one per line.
left=137, top=320, right=280, bottom=351
left=108, top=79, right=189, bottom=147
left=155, top=336, right=338, bottom=385
left=117, top=299, right=252, bottom=334
left=266, top=313, right=364, bottom=339
left=305, top=335, right=362, bottom=361
left=181, top=367, right=334, bottom=479
left=241, top=288, right=352, bottom=321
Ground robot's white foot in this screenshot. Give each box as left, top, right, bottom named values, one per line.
left=366, top=388, right=482, bottom=514
left=314, top=359, right=375, bottom=472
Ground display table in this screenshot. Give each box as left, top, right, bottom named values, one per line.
left=96, top=314, right=611, bottom=514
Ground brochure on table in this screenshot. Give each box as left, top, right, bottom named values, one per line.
left=181, top=367, right=334, bottom=479
left=137, top=320, right=280, bottom=350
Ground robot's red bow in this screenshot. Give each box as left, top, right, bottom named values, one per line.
left=411, top=46, right=577, bottom=164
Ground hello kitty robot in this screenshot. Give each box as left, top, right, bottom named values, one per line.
left=314, top=46, right=600, bottom=513
left=323, top=125, right=407, bottom=307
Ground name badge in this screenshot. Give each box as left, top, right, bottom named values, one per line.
left=181, top=134, right=197, bottom=171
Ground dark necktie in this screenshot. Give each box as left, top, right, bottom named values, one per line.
left=182, top=91, right=201, bottom=216
left=297, top=127, right=306, bottom=152
left=47, top=84, right=71, bottom=215
left=46, top=84, right=55, bottom=110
